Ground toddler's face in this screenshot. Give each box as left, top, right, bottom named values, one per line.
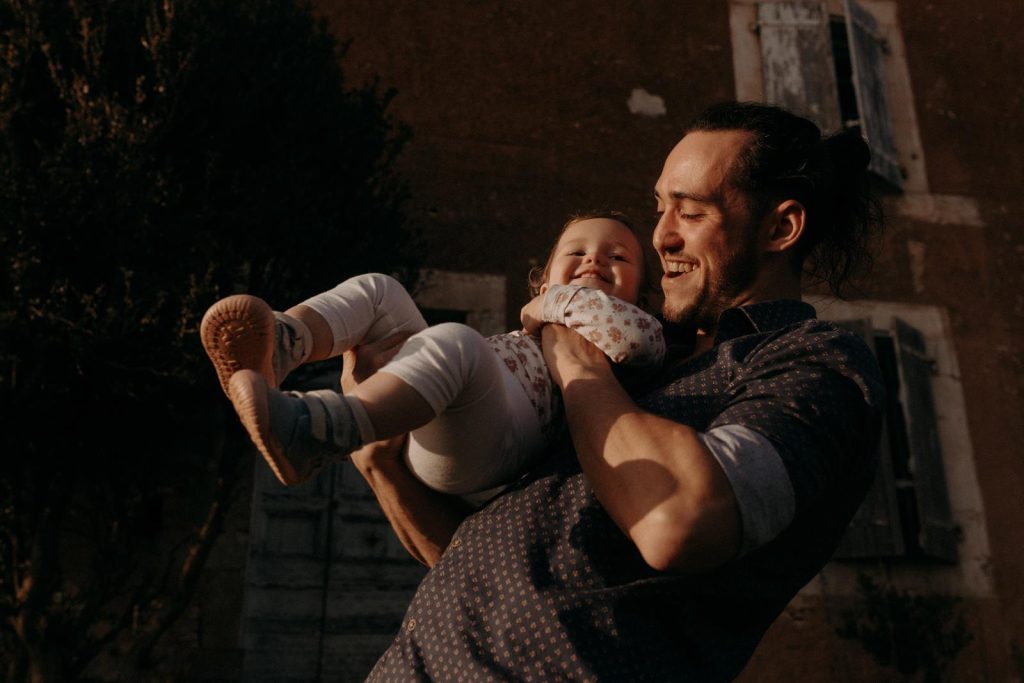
left=546, top=218, right=643, bottom=303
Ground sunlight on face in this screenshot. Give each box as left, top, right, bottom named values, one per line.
left=546, top=218, right=644, bottom=304
left=653, top=130, right=762, bottom=329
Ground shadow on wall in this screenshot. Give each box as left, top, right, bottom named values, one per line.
left=836, top=572, right=972, bottom=682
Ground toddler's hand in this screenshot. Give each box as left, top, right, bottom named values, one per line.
left=520, top=293, right=547, bottom=335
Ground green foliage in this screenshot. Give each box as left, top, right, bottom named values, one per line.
left=837, top=573, right=973, bottom=682
left=0, top=0, right=415, bottom=678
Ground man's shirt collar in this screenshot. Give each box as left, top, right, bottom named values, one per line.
left=714, top=299, right=817, bottom=344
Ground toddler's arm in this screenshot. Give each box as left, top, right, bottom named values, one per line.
left=541, top=284, right=664, bottom=367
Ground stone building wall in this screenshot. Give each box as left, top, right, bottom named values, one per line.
left=190, top=1, right=1024, bottom=679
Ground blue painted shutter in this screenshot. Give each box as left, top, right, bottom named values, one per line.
left=893, top=318, right=958, bottom=562
left=757, top=2, right=842, bottom=132
left=844, top=0, right=902, bottom=186
left=833, top=319, right=906, bottom=559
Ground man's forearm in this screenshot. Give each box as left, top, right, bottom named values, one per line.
left=352, top=445, right=467, bottom=568
left=544, top=325, right=741, bottom=572
left=341, top=343, right=468, bottom=568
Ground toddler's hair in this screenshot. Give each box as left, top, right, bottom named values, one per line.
left=528, top=210, right=646, bottom=299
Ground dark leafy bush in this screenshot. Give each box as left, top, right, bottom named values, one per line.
left=0, top=0, right=414, bottom=679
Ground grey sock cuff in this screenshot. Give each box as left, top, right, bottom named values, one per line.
left=343, top=395, right=377, bottom=443
left=301, top=389, right=363, bottom=454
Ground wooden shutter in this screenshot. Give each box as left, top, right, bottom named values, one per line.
left=320, top=462, right=427, bottom=681
left=832, top=319, right=906, bottom=559
left=757, top=2, right=842, bottom=132
left=893, top=317, right=958, bottom=562
left=243, top=464, right=337, bottom=681
left=844, top=0, right=902, bottom=186
left=243, top=459, right=426, bottom=681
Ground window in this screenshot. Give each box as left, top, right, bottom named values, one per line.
left=831, top=316, right=957, bottom=562
left=734, top=0, right=904, bottom=187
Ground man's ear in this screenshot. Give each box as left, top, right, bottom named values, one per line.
left=763, top=199, right=806, bottom=254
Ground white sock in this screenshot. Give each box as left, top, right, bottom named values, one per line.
left=273, top=311, right=313, bottom=383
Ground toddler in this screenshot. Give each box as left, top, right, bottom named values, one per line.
left=202, top=212, right=664, bottom=503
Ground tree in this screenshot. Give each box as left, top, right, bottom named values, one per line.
left=0, top=0, right=415, bottom=679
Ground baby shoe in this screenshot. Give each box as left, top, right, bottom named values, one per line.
left=201, top=294, right=311, bottom=395
left=228, top=370, right=362, bottom=485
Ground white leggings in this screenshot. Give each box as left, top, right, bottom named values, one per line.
left=300, top=274, right=546, bottom=500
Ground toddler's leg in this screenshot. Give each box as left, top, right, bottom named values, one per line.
left=231, top=322, right=544, bottom=492
left=209, top=274, right=430, bottom=486
left=201, top=273, right=426, bottom=396
left=361, top=323, right=546, bottom=498
left=228, top=369, right=365, bottom=486
left=292, top=273, right=427, bottom=359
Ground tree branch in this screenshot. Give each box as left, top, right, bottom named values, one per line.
left=126, top=431, right=245, bottom=669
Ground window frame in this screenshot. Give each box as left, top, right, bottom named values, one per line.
left=809, top=297, right=989, bottom=581
left=831, top=316, right=958, bottom=562
left=729, top=0, right=930, bottom=193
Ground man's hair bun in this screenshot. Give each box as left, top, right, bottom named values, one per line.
left=683, top=102, right=884, bottom=297
left=823, top=129, right=872, bottom=176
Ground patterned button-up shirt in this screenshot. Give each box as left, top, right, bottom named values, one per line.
left=367, top=299, right=884, bottom=682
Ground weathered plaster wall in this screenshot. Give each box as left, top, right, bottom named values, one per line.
left=874, top=0, right=1024, bottom=674
left=314, top=1, right=734, bottom=322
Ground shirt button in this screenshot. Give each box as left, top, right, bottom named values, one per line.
left=450, top=538, right=462, bottom=548
left=407, top=618, right=417, bottom=632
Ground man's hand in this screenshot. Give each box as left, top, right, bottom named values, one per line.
left=520, top=293, right=548, bottom=335
left=340, top=331, right=412, bottom=467
left=542, top=323, right=741, bottom=573
left=340, top=331, right=413, bottom=391
left=339, top=330, right=466, bottom=566
left=541, top=323, right=612, bottom=388
left=349, top=434, right=407, bottom=469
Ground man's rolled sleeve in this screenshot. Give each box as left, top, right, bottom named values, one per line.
left=699, top=424, right=795, bottom=555
left=708, top=324, right=885, bottom=530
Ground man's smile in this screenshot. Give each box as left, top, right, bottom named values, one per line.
left=663, top=260, right=699, bottom=278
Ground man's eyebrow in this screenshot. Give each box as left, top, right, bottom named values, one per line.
left=653, top=189, right=714, bottom=203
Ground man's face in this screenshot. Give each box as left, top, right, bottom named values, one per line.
left=653, top=130, right=764, bottom=331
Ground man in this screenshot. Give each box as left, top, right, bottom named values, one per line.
left=349, top=102, right=885, bottom=680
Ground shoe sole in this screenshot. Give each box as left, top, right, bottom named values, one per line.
left=201, top=295, right=276, bottom=396
left=229, top=370, right=299, bottom=486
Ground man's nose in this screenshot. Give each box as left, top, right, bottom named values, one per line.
left=653, top=213, right=681, bottom=253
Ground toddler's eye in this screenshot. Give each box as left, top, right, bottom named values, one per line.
left=610, top=254, right=628, bottom=261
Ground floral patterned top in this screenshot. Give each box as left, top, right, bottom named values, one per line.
left=484, top=284, right=665, bottom=435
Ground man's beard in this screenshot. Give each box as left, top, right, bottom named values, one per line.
left=661, top=242, right=760, bottom=331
